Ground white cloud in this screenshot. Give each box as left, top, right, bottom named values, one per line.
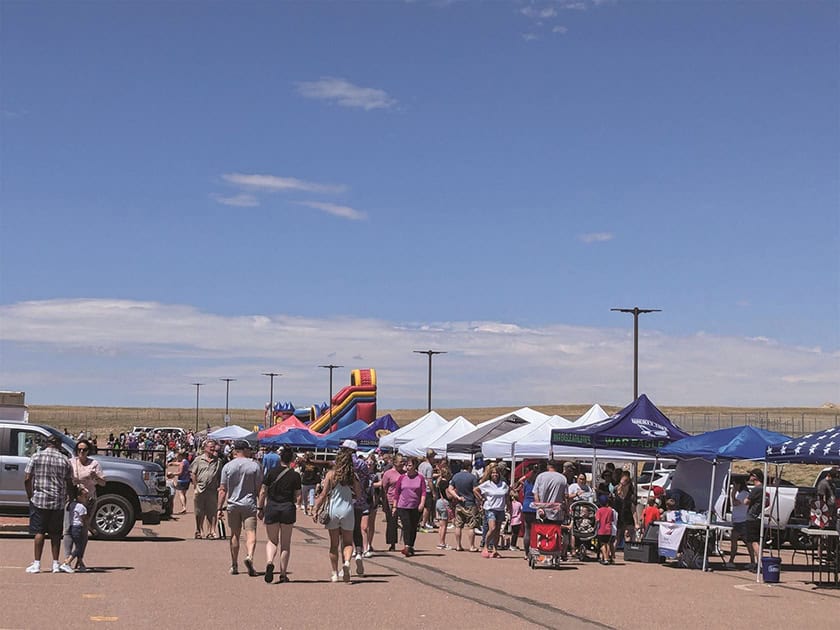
left=552, top=25, right=569, bottom=34
left=211, top=193, right=260, bottom=207
left=222, top=173, right=346, bottom=194
left=296, top=77, right=397, bottom=111
left=558, top=1, right=588, bottom=10
left=521, top=7, right=557, bottom=19
left=578, top=232, right=614, bottom=244
left=522, top=33, right=540, bottom=41
left=1, top=299, right=838, bottom=409
left=295, top=201, right=368, bottom=221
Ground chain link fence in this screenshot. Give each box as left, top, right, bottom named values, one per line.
left=671, top=412, right=839, bottom=437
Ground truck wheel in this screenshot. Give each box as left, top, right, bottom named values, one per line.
left=92, top=494, right=135, bottom=540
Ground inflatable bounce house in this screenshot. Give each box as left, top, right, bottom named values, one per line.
left=265, top=368, right=377, bottom=434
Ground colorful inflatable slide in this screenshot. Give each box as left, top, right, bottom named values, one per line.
left=308, top=368, right=377, bottom=433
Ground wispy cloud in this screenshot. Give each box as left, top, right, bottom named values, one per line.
left=211, top=193, right=260, bottom=207
left=552, top=25, right=569, bottom=34
left=522, top=33, right=540, bottom=41
left=1, top=299, right=837, bottom=408
left=295, top=201, right=367, bottom=221
left=521, top=7, right=557, bottom=19
left=578, top=232, right=614, bottom=244
left=558, top=0, right=588, bottom=10
left=296, top=77, right=397, bottom=111
left=221, top=173, right=346, bottom=195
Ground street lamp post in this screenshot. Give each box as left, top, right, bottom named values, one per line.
left=220, top=377, right=236, bottom=426
left=611, top=307, right=661, bottom=400
left=191, top=382, right=204, bottom=432
left=318, top=364, right=343, bottom=425
left=413, top=349, right=446, bottom=413
left=262, top=372, right=281, bottom=427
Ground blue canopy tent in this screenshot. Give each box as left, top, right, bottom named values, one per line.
left=766, top=426, right=840, bottom=465
left=354, top=414, right=400, bottom=449
left=316, top=420, right=369, bottom=449
left=261, top=428, right=321, bottom=449
left=659, top=425, right=791, bottom=571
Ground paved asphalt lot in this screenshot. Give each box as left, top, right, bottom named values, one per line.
left=1, top=502, right=837, bottom=630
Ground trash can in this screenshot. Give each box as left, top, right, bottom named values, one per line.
left=761, top=556, right=781, bottom=583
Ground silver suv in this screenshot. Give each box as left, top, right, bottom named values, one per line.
left=0, top=421, right=168, bottom=539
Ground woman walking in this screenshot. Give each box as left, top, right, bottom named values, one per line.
left=514, top=463, right=539, bottom=558
left=173, top=451, right=191, bottom=514
left=258, top=447, right=301, bottom=584
left=64, top=439, right=105, bottom=571
left=392, top=457, right=426, bottom=557
left=364, top=453, right=379, bottom=555
left=299, top=453, right=321, bottom=516
left=313, top=450, right=362, bottom=582
left=474, top=465, right=510, bottom=558
left=612, top=470, right=638, bottom=550
left=435, top=462, right=452, bottom=550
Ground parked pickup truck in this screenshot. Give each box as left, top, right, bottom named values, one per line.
left=0, top=420, right=169, bottom=539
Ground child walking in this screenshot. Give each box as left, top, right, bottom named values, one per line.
left=62, top=485, right=89, bottom=573
left=509, top=492, right=523, bottom=551
left=594, top=494, right=616, bottom=565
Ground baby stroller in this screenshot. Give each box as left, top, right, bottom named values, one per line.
left=528, top=502, right=568, bottom=570
left=569, top=499, right=598, bottom=561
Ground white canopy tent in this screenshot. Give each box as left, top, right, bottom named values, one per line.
left=399, top=416, right=475, bottom=460
left=477, top=407, right=548, bottom=427
left=572, top=404, right=610, bottom=427
left=378, top=410, right=448, bottom=450
left=481, top=415, right=573, bottom=460
left=207, top=425, right=258, bottom=441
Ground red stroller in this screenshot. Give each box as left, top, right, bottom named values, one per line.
left=528, top=502, right=568, bottom=569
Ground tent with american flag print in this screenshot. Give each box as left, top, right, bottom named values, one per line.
left=765, top=426, right=840, bottom=464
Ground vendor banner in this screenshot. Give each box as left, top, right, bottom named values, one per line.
left=657, top=522, right=687, bottom=559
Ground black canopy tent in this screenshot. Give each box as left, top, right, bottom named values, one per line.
left=446, top=414, right=529, bottom=455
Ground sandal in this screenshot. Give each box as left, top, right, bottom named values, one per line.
left=194, top=532, right=202, bottom=539
left=205, top=533, right=216, bottom=540
left=468, top=547, right=480, bottom=552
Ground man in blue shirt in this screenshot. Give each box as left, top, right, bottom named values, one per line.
left=262, top=446, right=280, bottom=476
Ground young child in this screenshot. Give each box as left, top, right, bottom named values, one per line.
left=63, top=485, right=89, bottom=573
left=594, top=494, right=616, bottom=565
left=509, top=492, right=523, bottom=551
left=642, top=496, right=662, bottom=533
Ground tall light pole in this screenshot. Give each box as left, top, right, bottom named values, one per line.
left=318, top=364, right=343, bottom=424
left=611, top=307, right=661, bottom=400
left=191, top=382, right=204, bottom=432
left=413, top=349, right=446, bottom=412
left=262, top=372, right=281, bottom=427
left=219, top=377, right=236, bottom=426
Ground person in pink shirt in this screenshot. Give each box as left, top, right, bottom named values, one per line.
left=509, top=491, right=523, bottom=551
left=392, top=457, right=426, bottom=557
left=377, top=455, right=405, bottom=552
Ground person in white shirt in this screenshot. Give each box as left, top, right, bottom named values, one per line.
left=473, top=465, right=510, bottom=558
left=567, top=474, right=594, bottom=503
left=726, top=478, right=754, bottom=569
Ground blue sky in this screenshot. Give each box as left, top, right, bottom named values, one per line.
left=1, top=1, right=838, bottom=411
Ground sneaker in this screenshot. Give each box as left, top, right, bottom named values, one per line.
left=342, top=562, right=351, bottom=583
left=244, top=556, right=256, bottom=577
left=25, top=561, right=40, bottom=574
left=330, top=572, right=339, bottom=583
left=355, top=554, right=365, bottom=576
left=363, top=550, right=373, bottom=559
left=264, top=562, right=274, bottom=583
left=58, top=563, right=74, bottom=574
left=481, top=549, right=491, bottom=558
left=229, top=565, right=239, bottom=575
left=724, top=561, right=737, bottom=569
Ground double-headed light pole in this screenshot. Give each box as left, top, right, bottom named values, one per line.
left=219, top=377, right=236, bottom=426
left=191, top=382, right=204, bottom=432
left=611, top=307, right=661, bottom=400
left=262, top=372, right=281, bottom=427
left=413, top=349, right=446, bottom=413
left=318, top=364, right=343, bottom=421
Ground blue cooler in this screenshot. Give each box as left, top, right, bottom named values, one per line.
left=761, top=556, right=781, bottom=583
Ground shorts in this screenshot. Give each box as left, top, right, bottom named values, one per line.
left=29, top=505, right=63, bottom=536
left=226, top=506, right=258, bottom=532
left=424, top=492, right=435, bottom=512
left=596, top=534, right=613, bottom=545
left=194, top=490, right=218, bottom=519
left=486, top=509, right=506, bottom=523
left=745, top=520, right=761, bottom=544
left=326, top=508, right=354, bottom=531
left=176, top=481, right=190, bottom=491
left=435, top=498, right=450, bottom=520
left=454, top=504, right=480, bottom=529
left=731, top=521, right=747, bottom=539
left=264, top=502, right=296, bottom=525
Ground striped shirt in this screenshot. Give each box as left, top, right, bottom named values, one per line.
left=25, top=446, right=72, bottom=510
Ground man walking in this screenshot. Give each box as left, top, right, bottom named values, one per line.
left=217, top=440, right=263, bottom=575
left=448, top=460, right=480, bottom=552
left=532, top=460, right=569, bottom=523
left=24, top=435, right=74, bottom=573
left=191, top=439, right=222, bottom=539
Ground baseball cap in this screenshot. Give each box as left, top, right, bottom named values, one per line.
left=340, top=439, right=358, bottom=451
left=234, top=439, right=252, bottom=450
left=652, top=486, right=665, bottom=498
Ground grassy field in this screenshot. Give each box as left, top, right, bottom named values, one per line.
left=26, top=403, right=836, bottom=487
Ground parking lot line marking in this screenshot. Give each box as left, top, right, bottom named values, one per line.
left=89, top=617, right=118, bottom=622
left=0, top=566, right=25, bottom=569
left=83, top=594, right=104, bottom=599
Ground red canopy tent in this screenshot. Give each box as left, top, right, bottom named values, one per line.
left=258, top=416, right=322, bottom=440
